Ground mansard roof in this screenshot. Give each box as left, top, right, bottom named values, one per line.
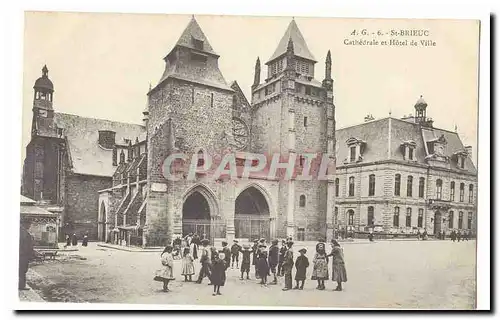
left=54, top=113, right=146, bottom=177
left=267, top=19, right=316, bottom=64
left=336, top=117, right=476, bottom=174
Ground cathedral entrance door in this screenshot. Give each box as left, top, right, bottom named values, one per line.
left=234, top=186, right=271, bottom=241
left=434, top=211, right=442, bottom=235
left=182, top=191, right=212, bottom=240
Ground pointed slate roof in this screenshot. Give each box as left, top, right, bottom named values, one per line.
left=267, top=19, right=316, bottom=64
left=170, top=16, right=218, bottom=57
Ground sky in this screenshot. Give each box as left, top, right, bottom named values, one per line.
left=22, top=12, right=479, bottom=164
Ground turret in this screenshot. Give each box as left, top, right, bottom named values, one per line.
left=252, top=57, right=261, bottom=90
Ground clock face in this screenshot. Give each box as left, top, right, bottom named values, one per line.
left=231, top=117, right=249, bottom=151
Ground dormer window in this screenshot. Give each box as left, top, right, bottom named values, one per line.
left=192, top=37, right=204, bottom=50
left=452, top=150, right=468, bottom=169
left=401, top=140, right=417, bottom=161
left=346, top=137, right=366, bottom=163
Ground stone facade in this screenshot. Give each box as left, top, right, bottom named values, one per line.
left=334, top=106, right=477, bottom=237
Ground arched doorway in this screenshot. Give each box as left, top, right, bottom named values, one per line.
left=182, top=190, right=218, bottom=240
left=234, top=186, right=271, bottom=240
left=434, top=211, right=442, bottom=235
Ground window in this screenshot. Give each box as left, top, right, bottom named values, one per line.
left=458, top=211, right=464, bottom=229
left=460, top=157, right=465, bottom=169
left=191, top=87, right=195, bottom=104
left=407, top=175, right=413, bottom=197
left=406, top=208, right=412, bottom=227
left=419, top=177, right=425, bottom=198
left=367, top=206, right=374, bottom=226
left=350, top=146, right=357, bottom=162
left=348, top=176, right=355, bottom=197
left=436, top=179, right=442, bottom=200
left=450, top=181, right=455, bottom=201
left=448, top=211, right=454, bottom=228
left=277, top=60, right=283, bottom=72
left=348, top=210, right=354, bottom=225
left=469, top=184, right=474, bottom=203
left=304, top=117, right=308, bottom=127
left=299, top=195, right=306, bottom=207
left=467, top=212, right=473, bottom=229
left=368, top=174, right=375, bottom=196
left=334, top=207, right=338, bottom=224
left=408, top=147, right=414, bottom=160
left=394, top=174, right=401, bottom=196
left=459, top=183, right=465, bottom=202
left=418, top=209, right=424, bottom=228
left=335, top=178, right=339, bottom=197
left=191, top=52, right=207, bottom=62
left=299, top=156, right=304, bottom=167
left=192, top=38, right=204, bottom=50
left=197, top=150, right=205, bottom=167
left=393, top=207, right=400, bottom=227
left=210, top=93, right=214, bottom=107
left=305, top=86, right=311, bottom=95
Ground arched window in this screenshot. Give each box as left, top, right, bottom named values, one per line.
left=348, top=176, right=355, bottom=197
left=469, top=184, right=474, bottom=203
left=367, top=206, right=374, bottom=226
left=368, top=174, right=375, bottom=196
left=450, top=181, right=455, bottom=201
left=467, top=212, right=473, bottom=229
left=335, top=178, right=339, bottom=197
left=418, top=209, right=424, bottom=228
left=348, top=210, right=354, bottom=225
left=448, top=211, right=454, bottom=228
left=407, top=175, right=413, bottom=197
left=393, top=207, right=400, bottom=227
left=436, top=179, right=443, bottom=200
left=334, top=207, right=338, bottom=224
left=394, top=174, right=401, bottom=196
left=197, top=150, right=205, bottom=167
left=459, top=183, right=465, bottom=202
left=406, top=208, right=412, bottom=227
left=458, top=211, right=464, bottom=229
left=419, top=177, right=425, bottom=198
left=299, top=195, right=306, bottom=207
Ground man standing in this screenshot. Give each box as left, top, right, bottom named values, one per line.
left=196, top=239, right=212, bottom=284
left=281, top=240, right=294, bottom=291
left=268, top=239, right=279, bottom=285
left=278, top=240, right=287, bottom=276
left=19, top=220, right=34, bottom=290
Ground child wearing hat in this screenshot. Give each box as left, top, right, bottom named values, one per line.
left=222, top=241, right=231, bottom=270
left=257, top=245, right=270, bottom=286
left=239, top=244, right=252, bottom=280
left=294, top=248, right=309, bottom=290
left=211, top=251, right=227, bottom=296
left=230, top=240, right=241, bottom=268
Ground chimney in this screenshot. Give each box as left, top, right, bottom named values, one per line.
left=98, top=130, right=116, bottom=149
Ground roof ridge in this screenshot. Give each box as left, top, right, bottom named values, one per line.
left=55, top=112, right=145, bottom=127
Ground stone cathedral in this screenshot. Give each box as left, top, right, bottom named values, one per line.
left=23, top=17, right=337, bottom=246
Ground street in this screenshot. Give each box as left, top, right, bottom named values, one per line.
left=24, top=240, right=476, bottom=309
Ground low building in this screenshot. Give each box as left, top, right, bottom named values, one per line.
left=333, top=97, right=477, bottom=238
left=20, top=195, right=59, bottom=247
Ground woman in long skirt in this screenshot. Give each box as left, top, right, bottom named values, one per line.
left=328, top=240, right=347, bottom=291
left=154, top=245, right=175, bottom=292
left=311, top=241, right=329, bottom=290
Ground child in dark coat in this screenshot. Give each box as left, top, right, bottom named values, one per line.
left=257, top=246, right=270, bottom=285
left=294, top=248, right=309, bottom=290
left=240, top=244, right=252, bottom=280
left=211, top=251, right=227, bottom=296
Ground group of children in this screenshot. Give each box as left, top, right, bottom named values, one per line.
left=154, top=237, right=348, bottom=294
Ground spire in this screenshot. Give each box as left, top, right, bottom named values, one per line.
left=252, top=57, right=261, bottom=88
left=267, top=19, right=316, bottom=64
left=42, top=65, right=48, bottom=77
left=171, top=16, right=217, bottom=56
left=325, top=50, right=332, bottom=80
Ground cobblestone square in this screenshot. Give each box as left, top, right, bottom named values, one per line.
left=24, top=240, right=476, bottom=309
